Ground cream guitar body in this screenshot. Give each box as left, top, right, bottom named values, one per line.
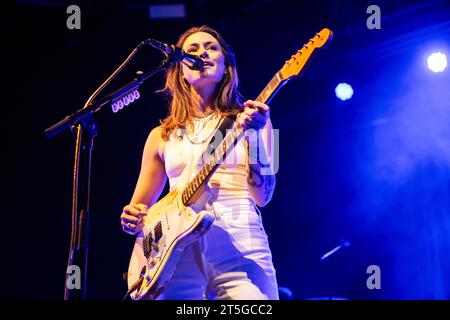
left=127, top=179, right=215, bottom=300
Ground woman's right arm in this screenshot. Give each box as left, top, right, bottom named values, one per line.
left=120, top=127, right=168, bottom=235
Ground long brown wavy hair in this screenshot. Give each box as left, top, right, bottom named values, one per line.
left=158, top=25, right=243, bottom=139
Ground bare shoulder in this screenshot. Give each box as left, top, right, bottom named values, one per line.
left=144, top=126, right=166, bottom=162
left=148, top=126, right=164, bottom=140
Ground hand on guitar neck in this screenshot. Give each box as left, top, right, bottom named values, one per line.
left=237, top=100, right=271, bottom=131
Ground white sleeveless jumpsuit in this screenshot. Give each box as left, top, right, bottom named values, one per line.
left=158, top=113, right=278, bottom=300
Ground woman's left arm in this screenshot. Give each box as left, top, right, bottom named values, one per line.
left=238, top=100, right=276, bottom=207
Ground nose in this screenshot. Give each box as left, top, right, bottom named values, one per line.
left=199, top=47, right=209, bottom=58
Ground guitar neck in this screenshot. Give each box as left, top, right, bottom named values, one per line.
left=181, top=73, right=288, bottom=206
left=255, top=71, right=288, bottom=104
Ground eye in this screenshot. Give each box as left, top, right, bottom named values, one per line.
left=186, top=47, right=197, bottom=53
left=207, top=45, right=219, bottom=51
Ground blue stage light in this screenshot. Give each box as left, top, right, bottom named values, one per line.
left=427, top=52, right=447, bottom=72
left=335, top=83, right=354, bottom=101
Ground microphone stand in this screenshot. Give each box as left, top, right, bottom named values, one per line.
left=45, top=46, right=176, bottom=300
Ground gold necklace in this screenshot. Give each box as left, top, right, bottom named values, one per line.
left=186, top=114, right=222, bottom=145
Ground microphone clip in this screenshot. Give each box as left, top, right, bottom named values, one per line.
left=145, top=39, right=204, bottom=71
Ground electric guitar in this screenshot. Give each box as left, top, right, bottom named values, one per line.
left=126, top=28, right=333, bottom=300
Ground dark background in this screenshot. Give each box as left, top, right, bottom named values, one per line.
left=13, top=0, right=450, bottom=299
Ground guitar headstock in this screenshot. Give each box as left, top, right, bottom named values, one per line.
left=279, top=28, right=333, bottom=81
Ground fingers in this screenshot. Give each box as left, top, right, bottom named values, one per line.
left=243, top=100, right=270, bottom=113
left=122, top=222, right=138, bottom=235
left=243, top=108, right=265, bottom=123
left=121, top=212, right=140, bottom=225
left=121, top=203, right=148, bottom=235
left=133, top=203, right=148, bottom=213
left=123, top=204, right=148, bottom=217
left=121, top=215, right=144, bottom=235
left=121, top=212, right=140, bottom=234
left=238, top=100, right=270, bottom=130
left=239, top=114, right=265, bottom=129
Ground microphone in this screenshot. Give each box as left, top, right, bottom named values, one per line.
left=145, top=39, right=204, bottom=70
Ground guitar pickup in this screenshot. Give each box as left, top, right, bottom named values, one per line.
left=154, top=221, right=163, bottom=243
